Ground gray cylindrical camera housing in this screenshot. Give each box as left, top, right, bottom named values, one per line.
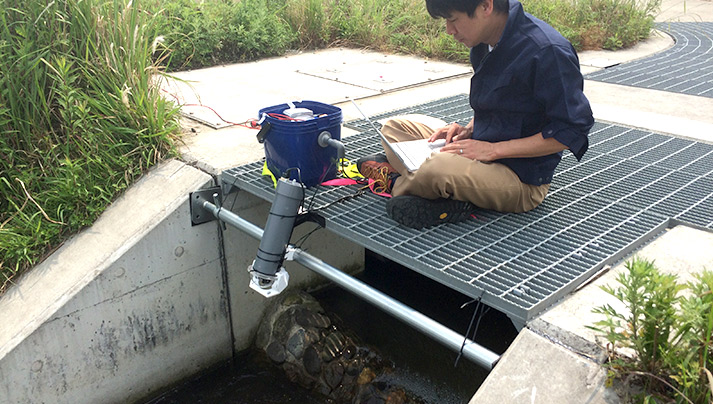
left=251, top=178, right=303, bottom=278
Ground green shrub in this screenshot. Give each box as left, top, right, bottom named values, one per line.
left=278, top=0, right=468, bottom=61
left=590, top=258, right=713, bottom=403
left=152, top=0, right=296, bottom=71
left=522, top=0, right=659, bottom=50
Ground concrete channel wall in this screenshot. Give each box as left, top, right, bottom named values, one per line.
left=0, top=159, right=363, bottom=404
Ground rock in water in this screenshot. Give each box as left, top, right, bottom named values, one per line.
left=255, top=290, right=423, bottom=404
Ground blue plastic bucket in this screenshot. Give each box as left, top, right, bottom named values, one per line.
left=259, top=101, right=342, bottom=187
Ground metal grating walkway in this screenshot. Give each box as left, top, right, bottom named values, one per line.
left=585, top=22, right=713, bottom=98
left=222, top=95, right=713, bottom=325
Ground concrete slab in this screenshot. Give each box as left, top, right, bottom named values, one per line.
left=178, top=120, right=266, bottom=174
left=297, top=48, right=471, bottom=92
left=588, top=93, right=713, bottom=143
left=161, top=50, right=371, bottom=130
left=163, top=48, right=470, bottom=130
left=469, top=328, right=618, bottom=404
left=657, top=0, right=713, bottom=22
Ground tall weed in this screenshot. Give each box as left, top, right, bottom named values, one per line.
left=281, top=0, right=332, bottom=48
left=0, top=0, right=180, bottom=291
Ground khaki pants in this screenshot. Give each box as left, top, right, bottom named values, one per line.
left=382, top=116, right=549, bottom=213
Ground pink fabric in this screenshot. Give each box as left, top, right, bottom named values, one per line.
left=320, top=178, right=358, bottom=186
left=320, top=178, right=392, bottom=198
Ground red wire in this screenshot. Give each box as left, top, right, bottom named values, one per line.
left=160, top=88, right=261, bottom=129
left=160, top=88, right=324, bottom=129
left=266, top=113, right=300, bottom=121
left=183, top=103, right=261, bottom=129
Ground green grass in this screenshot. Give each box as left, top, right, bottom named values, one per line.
left=0, top=0, right=180, bottom=291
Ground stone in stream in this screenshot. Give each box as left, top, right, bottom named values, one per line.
left=255, top=290, right=424, bottom=404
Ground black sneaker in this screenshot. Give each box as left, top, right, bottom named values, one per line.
left=386, top=195, right=475, bottom=229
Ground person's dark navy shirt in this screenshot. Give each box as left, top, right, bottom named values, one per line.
left=469, top=0, right=594, bottom=185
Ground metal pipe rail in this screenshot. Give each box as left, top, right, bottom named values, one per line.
left=199, top=195, right=501, bottom=370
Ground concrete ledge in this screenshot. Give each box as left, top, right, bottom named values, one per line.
left=0, top=158, right=366, bottom=403
left=470, top=328, right=617, bottom=404
left=0, top=160, right=230, bottom=403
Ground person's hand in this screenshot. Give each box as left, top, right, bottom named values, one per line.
left=440, top=139, right=497, bottom=162
left=429, top=122, right=472, bottom=144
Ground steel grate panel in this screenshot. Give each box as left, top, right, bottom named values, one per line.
left=587, top=127, right=663, bottom=155
left=551, top=156, right=647, bottom=195
left=620, top=170, right=699, bottom=210
left=639, top=137, right=697, bottom=164
left=669, top=177, right=713, bottom=228
left=660, top=145, right=713, bottom=175
left=607, top=133, right=681, bottom=159
left=222, top=96, right=713, bottom=324
left=586, top=22, right=713, bottom=98
left=594, top=165, right=693, bottom=205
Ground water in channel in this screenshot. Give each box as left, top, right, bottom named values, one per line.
left=145, top=251, right=518, bottom=403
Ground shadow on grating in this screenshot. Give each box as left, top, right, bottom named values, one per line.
left=585, top=22, right=713, bottom=98
left=221, top=95, right=713, bottom=325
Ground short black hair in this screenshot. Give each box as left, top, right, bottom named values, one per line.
left=425, top=0, right=509, bottom=18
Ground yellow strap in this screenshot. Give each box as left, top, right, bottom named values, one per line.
left=262, top=159, right=363, bottom=188
left=262, top=161, right=277, bottom=188
left=340, top=159, right=363, bottom=180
